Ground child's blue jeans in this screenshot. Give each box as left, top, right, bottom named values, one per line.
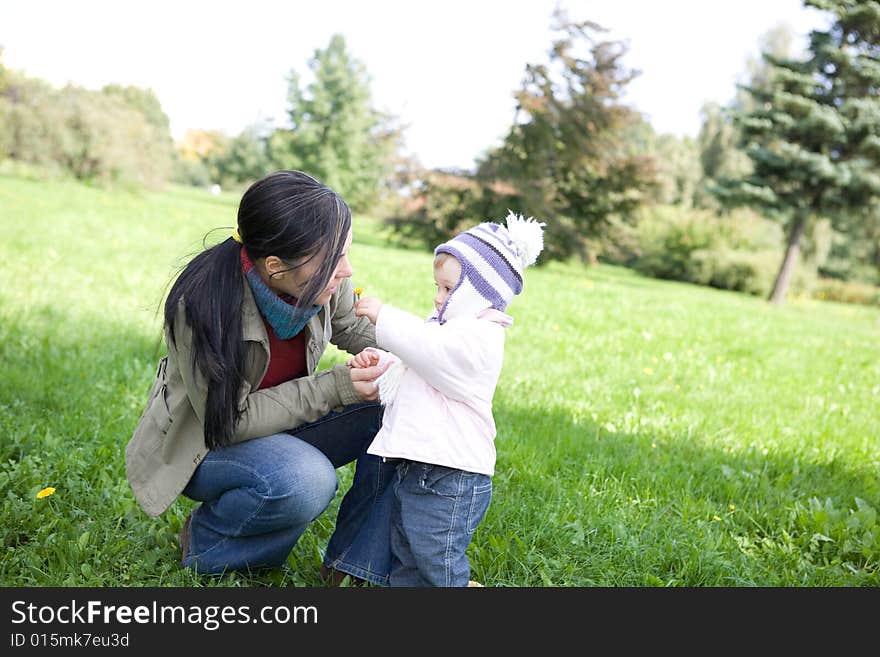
left=181, top=402, right=396, bottom=585
left=388, top=460, right=492, bottom=587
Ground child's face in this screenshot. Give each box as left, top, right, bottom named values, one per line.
left=433, top=256, right=462, bottom=313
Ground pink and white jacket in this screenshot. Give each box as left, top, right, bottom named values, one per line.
left=364, top=305, right=512, bottom=476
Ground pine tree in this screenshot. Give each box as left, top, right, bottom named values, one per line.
left=268, top=34, right=401, bottom=212
left=716, top=0, right=880, bottom=303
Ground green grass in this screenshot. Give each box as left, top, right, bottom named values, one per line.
left=1, top=173, right=878, bottom=587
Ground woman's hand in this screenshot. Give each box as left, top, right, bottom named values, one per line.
left=349, top=361, right=389, bottom=401
left=354, top=296, right=383, bottom=325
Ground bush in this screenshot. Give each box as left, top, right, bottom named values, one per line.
left=384, top=171, right=491, bottom=251
left=813, top=278, right=880, bottom=306
left=0, top=158, right=65, bottom=181
left=630, top=206, right=723, bottom=281
left=628, top=205, right=796, bottom=297
left=171, top=155, right=212, bottom=187
left=631, top=206, right=716, bottom=281
left=688, top=248, right=779, bottom=296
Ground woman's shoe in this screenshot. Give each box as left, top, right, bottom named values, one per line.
left=179, top=513, right=192, bottom=566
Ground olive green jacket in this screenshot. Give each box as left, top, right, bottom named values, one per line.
left=125, top=276, right=376, bottom=517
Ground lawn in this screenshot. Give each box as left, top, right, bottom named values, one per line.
left=1, top=173, right=878, bottom=586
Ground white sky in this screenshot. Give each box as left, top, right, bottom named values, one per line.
left=1, top=0, right=829, bottom=171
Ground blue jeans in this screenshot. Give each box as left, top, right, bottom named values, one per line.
left=389, top=461, right=492, bottom=587
left=181, top=402, right=396, bottom=584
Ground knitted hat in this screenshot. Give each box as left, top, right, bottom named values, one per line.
left=433, top=211, right=545, bottom=323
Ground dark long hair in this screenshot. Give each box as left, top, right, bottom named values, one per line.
left=164, top=170, right=352, bottom=449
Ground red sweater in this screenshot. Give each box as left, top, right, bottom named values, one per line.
left=257, top=320, right=307, bottom=390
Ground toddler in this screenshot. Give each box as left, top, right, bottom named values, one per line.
left=351, top=211, right=545, bottom=587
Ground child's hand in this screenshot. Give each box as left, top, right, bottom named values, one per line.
left=347, top=349, right=380, bottom=369
left=354, top=296, right=383, bottom=325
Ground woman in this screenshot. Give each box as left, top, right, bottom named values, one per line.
left=125, top=170, right=393, bottom=583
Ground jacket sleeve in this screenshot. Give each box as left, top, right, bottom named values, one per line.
left=374, top=305, right=498, bottom=403
left=231, top=365, right=360, bottom=441
left=168, top=301, right=361, bottom=444
left=329, top=277, right=377, bottom=355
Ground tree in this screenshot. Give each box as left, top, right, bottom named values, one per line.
left=735, top=23, right=801, bottom=111
left=99, top=84, right=174, bottom=186
left=647, top=130, right=702, bottom=207
left=173, top=128, right=228, bottom=186
left=696, top=101, right=752, bottom=210
left=268, top=34, right=402, bottom=212
left=0, top=67, right=61, bottom=168
left=212, top=124, right=272, bottom=189
left=474, top=9, right=657, bottom=263
left=696, top=28, right=799, bottom=211
left=715, top=0, right=880, bottom=303
left=101, top=84, right=172, bottom=135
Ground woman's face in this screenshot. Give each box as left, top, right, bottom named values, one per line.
left=267, top=229, right=354, bottom=305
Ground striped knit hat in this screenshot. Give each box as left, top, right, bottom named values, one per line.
left=433, top=211, right=545, bottom=323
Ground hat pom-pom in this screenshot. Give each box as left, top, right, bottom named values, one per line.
left=505, top=210, right=545, bottom=268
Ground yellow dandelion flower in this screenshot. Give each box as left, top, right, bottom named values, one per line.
left=353, top=287, right=365, bottom=299
left=36, top=487, right=56, bottom=499
left=729, top=504, right=736, bottom=511
left=643, top=367, right=654, bottom=375
left=712, top=515, right=721, bottom=521
left=651, top=442, right=657, bottom=449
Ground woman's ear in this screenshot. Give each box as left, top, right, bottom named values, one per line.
left=263, top=255, right=285, bottom=278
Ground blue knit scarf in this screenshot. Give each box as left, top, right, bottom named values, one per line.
left=241, top=249, right=321, bottom=339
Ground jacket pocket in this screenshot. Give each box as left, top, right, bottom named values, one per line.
left=143, top=357, right=172, bottom=435
left=144, top=357, right=167, bottom=403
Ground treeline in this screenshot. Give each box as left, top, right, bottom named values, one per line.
left=1, top=0, right=877, bottom=306
left=0, top=34, right=399, bottom=215
left=0, top=60, right=173, bottom=188
left=389, top=2, right=880, bottom=305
